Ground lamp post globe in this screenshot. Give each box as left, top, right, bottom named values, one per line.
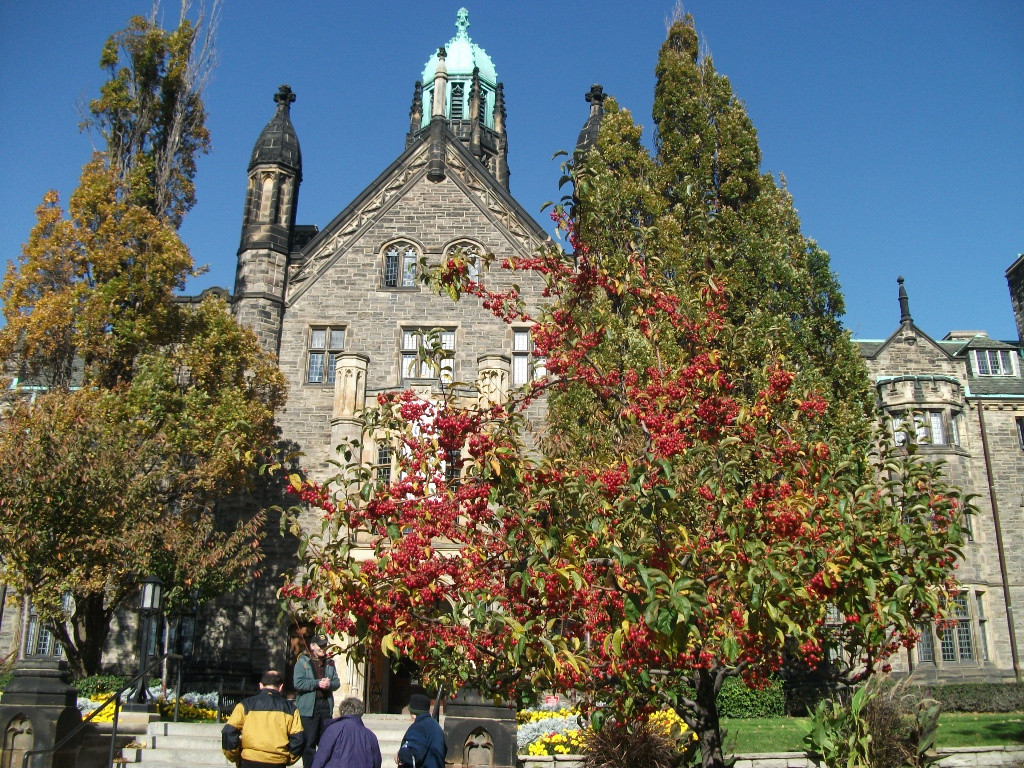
left=140, top=574, right=163, bottom=613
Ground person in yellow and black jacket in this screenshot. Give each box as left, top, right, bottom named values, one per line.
left=222, top=670, right=305, bottom=767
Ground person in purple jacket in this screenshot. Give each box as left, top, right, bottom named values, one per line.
left=310, top=697, right=382, bottom=768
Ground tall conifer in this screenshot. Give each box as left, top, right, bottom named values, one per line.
left=562, top=13, right=872, bottom=459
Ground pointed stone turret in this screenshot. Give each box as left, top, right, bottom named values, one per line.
left=469, top=67, right=482, bottom=158
left=427, top=48, right=450, bottom=182
left=575, top=84, right=606, bottom=155
left=492, top=83, right=508, bottom=188
left=898, top=276, right=913, bottom=326
left=431, top=47, right=449, bottom=119
left=234, top=85, right=303, bottom=356
left=407, top=81, right=423, bottom=144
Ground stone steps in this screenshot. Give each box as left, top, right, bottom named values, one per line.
left=108, top=714, right=419, bottom=767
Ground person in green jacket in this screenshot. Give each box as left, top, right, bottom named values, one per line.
left=293, top=635, right=341, bottom=768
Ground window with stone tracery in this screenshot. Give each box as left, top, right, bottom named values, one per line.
left=383, top=243, right=419, bottom=288
left=445, top=240, right=481, bottom=283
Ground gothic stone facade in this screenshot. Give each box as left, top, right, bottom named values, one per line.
left=223, top=19, right=550, bottom=707
left=855, top=278, right=1024, bottom=682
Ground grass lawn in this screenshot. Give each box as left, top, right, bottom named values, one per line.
left=934, top=712, right=1024, bottom=748
left=720, top=713, right=1024, bottom=754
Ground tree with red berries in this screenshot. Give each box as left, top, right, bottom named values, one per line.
left=280, top=14, right=968, bottom=768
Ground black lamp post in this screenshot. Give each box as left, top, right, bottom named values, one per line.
left=127, top=575, right=163, bottom=709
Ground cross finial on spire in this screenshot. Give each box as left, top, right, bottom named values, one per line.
left=585, top=84, right=606, bottom=106
left=897, top=276, right=913, bottom=325
left=274, top=84, right=296, bottom=110
left=456, top=8, right=470, bottom=38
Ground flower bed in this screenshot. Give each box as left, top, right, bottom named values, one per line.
left=517, top=703, right=585, bottom=755
left=77, top=688, right=221, bottom=722
left=517, top=704, right=696, bottom=757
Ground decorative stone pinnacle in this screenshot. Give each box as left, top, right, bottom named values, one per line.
left=274, top=84, right=296, bottom=109
left=438, top=46, right=447, bottom=59
left=456, top=8, right=470, bottom=38
left=897, top=276, right=913, bottom=324
left=410, top=81, right=423, bottom=118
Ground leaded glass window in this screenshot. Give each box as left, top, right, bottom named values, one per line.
left=973, top=349, right=1016, bottom=376
left=917, top=623, right=934, bottom=663
left=402, top=329, right=455, bottom=381
left=938, top=594, right=976, bottom=664
left=446, top=241, right=480, bottom=283
left=384, top=245, right=419, bottom=288
left=307, top=326, right=346, bottom=384
left=512, top=329, right=545, bottom=386
left=376, top=445, right=392, bottom=483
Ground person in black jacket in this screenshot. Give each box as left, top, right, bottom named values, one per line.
left=310, top=697, right=381, bottom=768
left=396, top=694, right=446, bottom=768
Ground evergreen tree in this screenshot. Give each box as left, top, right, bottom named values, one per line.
left=561, top=14, right=871, bottom=460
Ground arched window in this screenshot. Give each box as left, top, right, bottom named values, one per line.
left=445, top=241, right=481, bottom=283
left=383, top=244, right=419, bottom=288
left=259, top=175, right=276, bottom=222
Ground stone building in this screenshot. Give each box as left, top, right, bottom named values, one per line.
left=855, top=276, right=1024, bottom=682
left=229, top=8, right=550, bottom=711
left=4, top=6, right=1022, bottom=701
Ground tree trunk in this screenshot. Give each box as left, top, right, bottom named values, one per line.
left=694, top=668, right=727, bottom=768
left=55, top=592, right=112, bottom=678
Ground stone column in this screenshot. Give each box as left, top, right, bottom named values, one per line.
left=331, top=354, right=369, bottom=459
left=0, top=658, right=82, bottom=768
left=477, top=354, right=510, bottom=408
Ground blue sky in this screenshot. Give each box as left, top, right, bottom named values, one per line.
left=1, top=1, right=1022, bottom=341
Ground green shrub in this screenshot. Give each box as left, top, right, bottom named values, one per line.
left=715, top=677, right=785, bottom=718
left=920, top=683, right=1024, bottom=713
left=0, top=672, right=12, bottom=692
left=74, top=674, right=131, bottom=697
left=805, top=678, right=941, bottom=768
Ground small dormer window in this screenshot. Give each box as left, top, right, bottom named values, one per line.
left=972, top=349, right=1017, bottom=376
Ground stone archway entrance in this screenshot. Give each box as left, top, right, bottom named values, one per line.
left=364, top=652, right=426, bottom=714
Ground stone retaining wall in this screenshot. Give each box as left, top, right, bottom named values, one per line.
left=519, top=745, right=1024, bottom=768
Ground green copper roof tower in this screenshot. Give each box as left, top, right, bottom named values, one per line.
left=407, top=8, right=509, bottom=189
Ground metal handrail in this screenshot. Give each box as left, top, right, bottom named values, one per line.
left=20, top=652, right=183, bottom=768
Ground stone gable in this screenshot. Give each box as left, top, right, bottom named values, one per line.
left=275, top=149, right=547, bottom=479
